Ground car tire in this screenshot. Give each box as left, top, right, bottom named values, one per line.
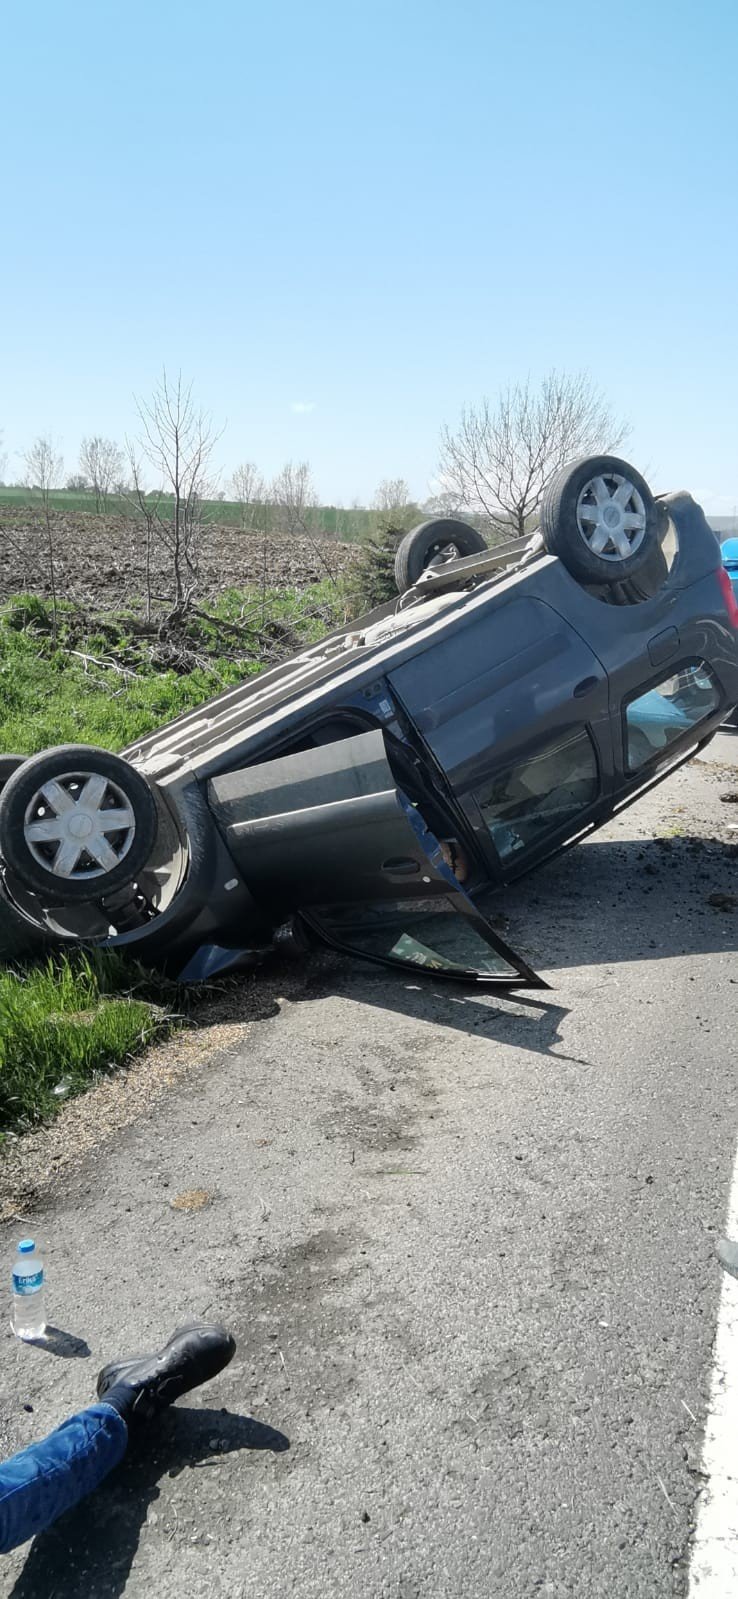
left=394, top=518, right=487, bottom=594
left=0, top=745, right=158, bottom=902
left=540, top=455, right=659, bottom=585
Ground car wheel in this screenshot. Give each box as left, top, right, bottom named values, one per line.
left=0, top=745, right=158, bottom=902
left=540, top=456, right=659, bottom=585
left=395, top=518, right=487, bottom=594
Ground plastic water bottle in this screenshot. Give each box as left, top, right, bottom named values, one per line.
left=11, top=1240, right=46, bottom=1340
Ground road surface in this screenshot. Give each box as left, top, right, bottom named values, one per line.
left=1, top=734, right=737, bottom=1598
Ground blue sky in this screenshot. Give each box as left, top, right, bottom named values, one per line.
left=1, top=0, right=737, bottom=509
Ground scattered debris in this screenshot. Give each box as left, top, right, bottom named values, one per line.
left=656, top=1474, right=678, bottom=1518
left=706, top=891, right=738, bottom=912
left=171, top=1188, right=214, bottom=1211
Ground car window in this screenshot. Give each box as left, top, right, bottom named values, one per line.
left=475, top=728, right=598, bottom=862
left=303, top=896, right=538, bottom=983
left=625, top=663, right=720, bottom=771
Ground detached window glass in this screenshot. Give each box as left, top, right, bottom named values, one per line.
left=626, top=664, right=720, bottom=771
left=304, top=896, right=531, bottom=981
left=477, top=728, right=598, bottom=862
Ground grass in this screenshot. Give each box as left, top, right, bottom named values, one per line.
left=0, top=579, right=349, bottom=1131
left=0, top=952, right=169, bottom=1132
left=0, top=580, right=344, bottom=754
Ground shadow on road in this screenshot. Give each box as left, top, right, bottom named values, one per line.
left=8, top=1406, right=289, bottom=1599
left=341, top=976, right=575, bottom=1061
left=284, top=830, right=738, bottom=1064
left=23, top=1326, right=92, bottom=1360
left=498, top=834, right=738, bottom=971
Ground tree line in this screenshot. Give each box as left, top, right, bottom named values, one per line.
left=0, top=368, right=626, bottom=632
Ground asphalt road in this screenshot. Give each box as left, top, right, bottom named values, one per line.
left=1, top=735, right=738, bottom=1598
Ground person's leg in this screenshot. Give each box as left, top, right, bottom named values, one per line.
left=0, top=1322, right=235, bottom=1555
left=0, top=1403, right=127, bottom=1554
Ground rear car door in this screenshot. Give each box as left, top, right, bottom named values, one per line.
left=388, top=593, right=614, bottom=880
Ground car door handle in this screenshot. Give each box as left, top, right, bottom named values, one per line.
left=381, top=856, right=422, bottom=878
left=573, top=675, right=599, bottom=698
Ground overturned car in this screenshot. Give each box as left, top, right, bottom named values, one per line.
left=1, top=455, right=737, bottom=989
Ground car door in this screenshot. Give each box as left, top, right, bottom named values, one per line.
left=387, top=593, right=614, bottom=880
left=207, top=729, right=545, bottom=987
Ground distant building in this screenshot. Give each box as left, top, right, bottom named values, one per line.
left=710, top=515, right=738, bottom=541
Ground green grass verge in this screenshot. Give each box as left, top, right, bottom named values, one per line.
left=0, top=952, right=169, bottom=1132
left=0, top=581, right=343, bottom=753
left=0, top=580, right=350, bottom=1132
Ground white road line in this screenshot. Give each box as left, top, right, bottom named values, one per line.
left=688, top=1146, right=738, bottom=1594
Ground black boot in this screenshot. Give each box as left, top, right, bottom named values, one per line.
left=97, top=1322, right=236, bottom=1422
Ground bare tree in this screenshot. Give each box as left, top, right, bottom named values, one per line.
left=0, top=430, right=7, bottom=484
left=229, top=462, right=271, bottom=615
left=271, top=460, right=317, bottom=538
left=23, top=435, right=64, bottom=636
left=123, top=445, right=161, bottom=623
left=440, top=371, right=628, bottom=539
left=230, top=461, right=265, bottom=530
left=270, top=460, right=340, bottom=584
left=79, top=436, right=125, bottom=512
left=373, top=477, right=411, bottom=515
left=372, top=476, right=419, bottom=534
left=134, top=371, right=220, bottom=619
left=422, top=483, right=465, bottom=518
left=23, top=435, right=63, bottom=496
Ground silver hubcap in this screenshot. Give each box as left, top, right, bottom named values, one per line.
left=428, top=542, right=460, bottom=568
left=576, top=473, right=647, bottom=561
left=23, top=771, right=136, bottom=881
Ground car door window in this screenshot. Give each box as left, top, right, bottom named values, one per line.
left=625, top=663, right=720, bottom=771
left=476, top=728, right=599, bottom=862
left=302, top=895, right=544, bottom=986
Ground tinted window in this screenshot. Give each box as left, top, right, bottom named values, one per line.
left=626, top=664, right=720, bottom=771
left=477, top=728, right=598, bottom=861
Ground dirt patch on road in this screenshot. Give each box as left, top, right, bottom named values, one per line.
left=0, top=506, right=358, bottom=610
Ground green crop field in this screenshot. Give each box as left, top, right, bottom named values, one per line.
left=0, top=485, right=378, bottom=541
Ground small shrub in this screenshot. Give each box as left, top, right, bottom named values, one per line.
left=342, top=523, right=402, bottom=618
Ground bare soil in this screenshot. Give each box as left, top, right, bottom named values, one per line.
left=0, top=507, right=358, bottom=611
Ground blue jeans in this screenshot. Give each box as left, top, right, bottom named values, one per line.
left=0, top=1404, right=128, bottom=1553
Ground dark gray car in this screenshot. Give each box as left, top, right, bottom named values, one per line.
left=1, top=455, right=736, bottom=988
